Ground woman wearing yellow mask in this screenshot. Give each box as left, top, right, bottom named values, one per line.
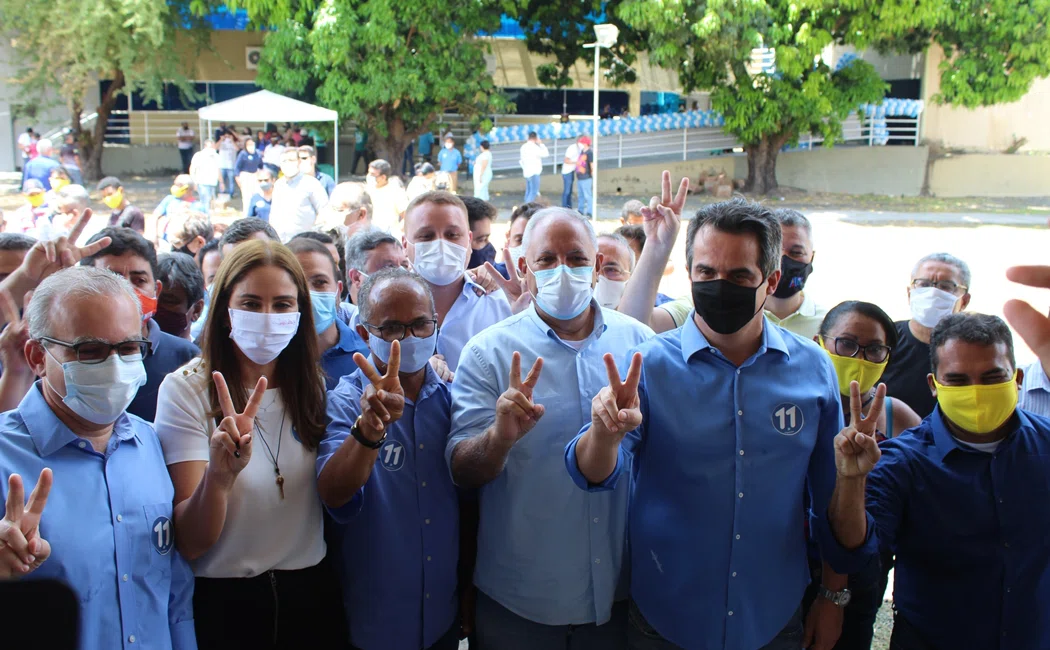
left=817, top=301, right=922, bottom=441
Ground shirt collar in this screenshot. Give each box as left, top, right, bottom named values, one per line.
left=331, top=318, right=363, bottom=353
left=765, top=292, right=816, bottom=323
left=523, top=300, right=608, bottom=346
left=680, top=311, right=790, bottom=363
left=929, top=406, right=1032, bottom=462
left=1026, top=362, right=1050, bottom=393
left=20, top=383, right=140, bottom=458
left=145, top=318, right=162, bottom=354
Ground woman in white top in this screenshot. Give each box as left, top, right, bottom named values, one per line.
left=155, top=239, right=344, bottom=649
left=473, top=140, right=493, bottom=201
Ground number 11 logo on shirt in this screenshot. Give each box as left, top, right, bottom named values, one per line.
left=771, top=403, right=804, bottom=436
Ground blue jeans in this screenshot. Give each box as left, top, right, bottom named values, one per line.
left=561, top=172, right=575, bottom=207
left=198, top=184, right=217, bottom=212
left=524, top=174, right=541, bottom=203
left=220, top=168, right=236, bottom=197
left=577, top=177, right=593, bottom=216
left=475, top=590, right=627, bottom=650
left=628, top=600, right=802, bottom=650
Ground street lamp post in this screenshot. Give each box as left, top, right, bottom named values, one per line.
left=584, top=23, right=619, bottom=221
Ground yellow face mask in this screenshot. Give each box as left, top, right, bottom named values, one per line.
left=102, top=189, right=124, bottom=210
left=51, top=178, right=70, bottom=192
left=820, top=338, right=888, bottom=395
left=27, top=192, right=45, bottom=208
left=171, top=185, right=189, bottom=198
left=933, top=373, right=1018, bottom=435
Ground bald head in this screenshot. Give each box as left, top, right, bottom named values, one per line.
left=519, top=207, right=600, bottom=280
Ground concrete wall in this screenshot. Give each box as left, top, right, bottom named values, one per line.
left=928, top=153, right=1050, bottom=198
left=102, top=145, right=184, bottom=177
left=777, top=146, right=928, bottom=196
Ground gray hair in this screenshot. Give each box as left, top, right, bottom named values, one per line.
left=56, top=184, right=90, bottom=210
left=521, top=207, right=598, bottom=257
left=329, top=182, right=372, bottom=217
left=369, top=159, right=393, bottom=178
left=36, top=138, right=53, bottom=155
left=345, top=227, right=402, bottom=272
left=912, top=252, right=972, bottom=289
left=27, top=266, right=140, bottom=340
left=773, top=208, right=811, bottom=234
left=357, top=267, right=435, bottom=326
left=621, top=199, right=645, bottom=221
left=686, top=197, right=781, bottom=277
left=598, top=232, right=636, bottom=270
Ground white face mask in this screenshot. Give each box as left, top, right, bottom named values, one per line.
left=909, top=286, right=959, bottom=328
left=228, top=309, right=301, bottom=365
left=46, top=349, right=147, bottom=425
left=445, top=142, right=454, bottom=149
left=280, top=162, right=299, bottom=178
left=508, top=245, right=525, bottom=275
left=412, top=239, right=468, bottom=286
left=529, top=263, right=594, bottom=320
left=366, top=174, right=377, bottom=188
left=594, top=275, right=627, bottom=309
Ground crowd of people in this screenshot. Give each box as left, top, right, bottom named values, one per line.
left=0, top=158, right=1047, bottom=650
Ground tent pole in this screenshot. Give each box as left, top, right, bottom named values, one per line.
left=334, top=120, right=339, bottom=181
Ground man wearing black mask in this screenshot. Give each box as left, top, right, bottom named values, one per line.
left=764, top=209, right=825, bottom=339
left=463, top=195, right=498, bottom=269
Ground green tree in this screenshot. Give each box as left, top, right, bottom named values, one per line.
left=0, top=0, right=214, bottom=180
left=233, top=0, right=511, bottom=175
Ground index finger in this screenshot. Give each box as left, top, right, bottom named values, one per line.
left=67, top=208, right=93, bottom=243
left=241, top=376, right=269, bottom=420
left=1004, top=299, right=1050, bottom=363
left=673, top=176, right=689, bottom=210
left=4, top=474, right=24, bottom=524
left=848, top=381, right=862, bottom=427
left=385, top=339, right=401, bottom=379
left=502, top=247, right=521, bottom=281
left=484, top=262, right=514, bottom=291
left=865, top=384, right=887, bottom=431
left=522, top=356, right=543, bottom=391
left=623, top=352, right=643, bottom=397
left=602, top=353, right=623, bottom=392
left=24, top=468, right=52, bottom=518
left=660, top=170, right=671, bottom=205
left=212, top=371, right=236, bottom=419
left=1006, top=265, right=1050, bottom=289
left=76, top=236, right=111, bottom=260
left=0, top=290, right=19, bottom=327
left=353, top=352, right=385, bottom=387
left=508, top=351, right=522, bottom=390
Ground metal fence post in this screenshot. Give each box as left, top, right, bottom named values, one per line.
left=144, top=113, right=149, bottom=146
left=682, top=128, right=688, bottom=161
left=553, top=138, right=559, bottom=175
left=618, top=134, right=622, bottom=168
left=868, top=113, right=875, bottom=147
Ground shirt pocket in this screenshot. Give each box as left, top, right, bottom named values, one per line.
left=141, top=503, right=175, bottom=579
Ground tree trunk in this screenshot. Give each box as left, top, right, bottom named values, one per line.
left=80, top=70, right=125, bottom=182
left=372, top=137, right=410, bottom=181
left=743, top=135, right=786, bottom=195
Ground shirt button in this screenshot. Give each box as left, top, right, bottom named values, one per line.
left=732, top=572, right=737, bottom=577
left=728, top=611, right=734, bottom=617
left=421, top=482, right=427, bottom=488
left=739, top=450, right=745, bottom=456
left=128, top=636, right=136, bottom=643
left=737, top=410, right=743, bottom=416
left=427, top=556, right=432, bottom=561
left=735, top=534, right=741, bottom=540
left=116, top=515, right=123, bottom=522
left=1006, top=587, right=1012, bottom=593
left=594, top=558, right=601, bottom=564
left=418, top=444, right=424, bottom=449
left=593, top=517, right=599, bottom=523
left=122, top=574, right=129, bottom=582
left=736, top=369, right=740, bottom=375
left=1004, top=541, right=1010, bottom=548
left=425, top=518, right=431, bottom=525
left=425, top=593, right=430, bottom=599
left=78, top=441, right=87, bottom=449
left=738, top=493, right=744, bottom=498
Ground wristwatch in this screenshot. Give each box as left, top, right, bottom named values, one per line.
left=350, top=415, right=386, bottom=449
left=818, top=586, right=852, bottom=607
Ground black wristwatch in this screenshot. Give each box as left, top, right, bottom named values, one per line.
left=350, top=415, right=386, bottom=449
left=818, top=586, right=852, bottom=607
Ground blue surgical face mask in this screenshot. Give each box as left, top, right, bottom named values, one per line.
left=310, top=291, right=338, bottom=334
left=45, top=348, right=147, bottom=425
left=529, top=263, right=594, bottom=320
left=368, top=331, right=436, bottom=374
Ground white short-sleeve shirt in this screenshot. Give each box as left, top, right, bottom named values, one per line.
left=155, top=360, right=326, bottom=578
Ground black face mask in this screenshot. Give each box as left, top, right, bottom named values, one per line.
left=154, top=307, right=189, bottom=336
left=175, top=244, right=194, bottom=257
left=468, top=242, right=497, bottom=269
left=691, top=279, right=766, bottom=335
left=773, top=255, right=813, bottom=299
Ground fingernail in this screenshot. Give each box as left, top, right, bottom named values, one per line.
left=25, top=555, right=34, bottom=564
left=21, top=564, right=29, bottom=572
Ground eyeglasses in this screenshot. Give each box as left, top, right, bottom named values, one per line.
left=601, top=265, right=630, bottom=282
left=298, top=155, right=311, bottom=160
left=363, top=318, right=438, bottom=342
left=822, top=336, right=891, bottom=363
left=912, top=278, right=966, bottom=294
left=39, top=336, right=149, bottom=364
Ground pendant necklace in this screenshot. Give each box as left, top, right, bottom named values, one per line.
left=254, top=413, right=286, bottom=499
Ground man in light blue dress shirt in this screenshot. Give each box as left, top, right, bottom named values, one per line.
left=570, top=199, right=862, bottom=650
left=1018, top=359, right=1050, bottom=416
left=0, top=265, right=196, bottom=650
left=447, top=207, right=653, bottom=649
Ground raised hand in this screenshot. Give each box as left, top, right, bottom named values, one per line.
left=0, top=468, right=52, bottom=578
left=19, top=209, right=110, bottom=287
left=0, top=290, right=31, bottom=377
left=834, top=381, right=885, bottom=478
left=210, top=372, right=266, bottom=477
left=494, top=352, right=544, bottom=444
left=353, top=340, right=406, bottom=438
left=639, top=170, right=689, bottom=250
left=1004, top=266, right=1050, bottom=370
left=591, top=352, right=643, bottom=442
left=466, top=267, right=499, bottom=295
left=485, top=249, right=532, bottom=314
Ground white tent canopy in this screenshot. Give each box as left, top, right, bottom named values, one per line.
left=197, top=90, right=340, bottom=178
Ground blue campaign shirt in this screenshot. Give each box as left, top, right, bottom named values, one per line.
left=320, top=319, right=370, bottom=390
left=867, top=407, right=1050, bottom=650
left=319, top=364, right=459, bottom=650
left=154, top=195, right=204, bottom=219
left=233, top=150, right=262, bottom=175
left=437, top=147, right=462, bottom=173
left=24, top=156, right=61, bottom=190
left=0, top=385, right=196, bottom=650
left=566, top=314, right=868, bottom=649
left=447, top=303, right=653, bottom=626
left=437, top=278, right=512, bottom=372
left=128, top=319, right=199, bottom=423
left=418, top=132, right=435, bottom=154
left=245, top=193, right=272, bottom=222
left=315, top=171, right=336, bottom=197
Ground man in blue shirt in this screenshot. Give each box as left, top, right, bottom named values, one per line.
left=0, top=265, right=196, bottom=650
left=22, top=138, right=61, bottom=190
left=299, top=145, right=336, bottom=197
left=81, top=228, right=199, bottom=422
left=829, top=312, right=1050, bottom=650
left=318, top=269, right=463, bottom=650
left=246, top=168, right=275, bottom=222
left=569, top=197, right=857, bottom=650
left=447, top=207, right=653, bottom=649
left=436, top=137, right=462, bottom=193
left=288, top=238, right=369, bottom=389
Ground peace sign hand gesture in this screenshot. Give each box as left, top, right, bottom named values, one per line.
left=0, top=290, right=32, bottom=379
left=495, top=352, right=544, bottom=444
left=485, top=249, right=533, bottom=315
left=209, top=372, right=266, bottom=480
left=353, top=340, right=406, bottom=441
left=639, top=171, right=689, bottom=251
left=0, top=468, right=52, bottom=578
left=834, top=381, right=886, bottom=478
left=591, top=353, right=643, bottom=443
left=21, top=210, right=110, bottom=286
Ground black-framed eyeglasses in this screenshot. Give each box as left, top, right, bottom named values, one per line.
left=912, top=278, right=966, bottom=294
left=363, top=319, right=438, bottom=342
left=822, top=336, right=891, bottom=363
left=39, top=337, right=149, bottom=364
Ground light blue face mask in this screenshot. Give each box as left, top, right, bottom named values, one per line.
left=45, top=348, right=147, bottom=425
left=368, top=331, right=437, bottom=373
left=529, top=264, right=594, bottom=320
left=310, top=291, right=338, bottom=334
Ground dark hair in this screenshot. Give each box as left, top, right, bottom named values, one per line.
left=480, top=140, right=490, bottom=150
left=203, top=240, right=325, bottom=449
left=616, top=224, right=645, bottom=249
left=0, top=233, right=36, bottom=252
left=358, top=267, right=435, bottom=325
left=462, top=196, right=497, bottom=229
left=509, top=201, right=547, bottom=227
left=369, top=159, right=393, bottom=178
left=527, top=131, right=537, bottom=139
left=930, top=313, right=1015, bottom=376
left=157, top=252, right=206, bottom=307
left=196, top=238, right=220, bottom=268
left=819, top=301, right=899, bottom=349
left=416, top=162, right=435, bottom=176
left=96, top=176, right=123, bottom=192
left=256, top=167, right=275, bottom=181
left=287, top=236, right=340, bottom=281
left=685, top=198, right=781, bottom=278
left=82, top=227, right=160, bottom=281
left=219, top=218, right=279, bottom=251
left=291, top=231, right=334, bottom=246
